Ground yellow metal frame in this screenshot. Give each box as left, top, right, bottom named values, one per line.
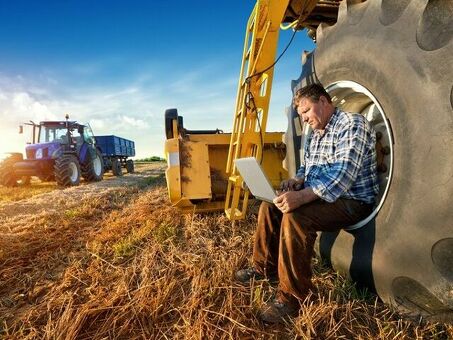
left=165, top=130, right=286, bottom=214
left=225, top=0, right=290, bottom=220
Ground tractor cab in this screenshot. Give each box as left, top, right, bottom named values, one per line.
left=22, top=121, right=96, bottom=161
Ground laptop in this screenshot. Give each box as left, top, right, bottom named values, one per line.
left=234, top=157, right=277, bottom=203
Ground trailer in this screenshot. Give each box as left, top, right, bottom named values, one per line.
left=95, top=135, right=135, bottom=176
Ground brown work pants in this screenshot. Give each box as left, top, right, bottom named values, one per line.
left=253, top=198, right=372, bottom=304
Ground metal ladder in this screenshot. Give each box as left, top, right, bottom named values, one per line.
left=224, top=0, right=290, bottom=220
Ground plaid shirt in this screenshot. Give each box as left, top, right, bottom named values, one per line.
left=296, top=108, right=379, bottom=204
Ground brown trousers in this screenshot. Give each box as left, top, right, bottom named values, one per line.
left=253, top=198, right=372, bottom=303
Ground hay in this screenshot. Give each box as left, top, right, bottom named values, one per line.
left=0, top=166, right=451, bottom=339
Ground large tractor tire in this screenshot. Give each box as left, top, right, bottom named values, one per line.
left=294, top=0, right=453, bottom=321
left=112, top=158, right=123, bottom=177
left=0, top=154, right=23, bottom=187
left=54, top=154, right=81, bottom=187
left=81, top=149, right=104, bottom=182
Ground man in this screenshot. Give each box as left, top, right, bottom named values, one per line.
left=235, top=83, right=379, bottom=323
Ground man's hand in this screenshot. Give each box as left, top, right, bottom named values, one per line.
left=278, top=178, right=304, bottom=194
left=273, top=187, right=319, bottom=213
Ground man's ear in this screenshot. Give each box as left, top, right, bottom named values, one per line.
left=319, top=96, right=327, bottom=105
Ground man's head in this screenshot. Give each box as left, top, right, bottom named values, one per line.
left=293, top=83, right=335, bottom=130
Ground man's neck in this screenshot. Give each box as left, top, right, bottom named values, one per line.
left=317, top=105, right=335, bottom=132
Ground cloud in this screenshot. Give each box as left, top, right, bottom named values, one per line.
left=0, top=52, right=306, bottom=161
left=0, top=62, right=240, bottom=158
left=0, top=90, right=57, bottom=124
left=120, top=115, right=149, bottom=129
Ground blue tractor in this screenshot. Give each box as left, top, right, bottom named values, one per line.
left=0, top=115, right=104, bottom=187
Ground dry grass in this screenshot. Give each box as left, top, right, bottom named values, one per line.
left=0, top=171, right=452, bottom=339
left=0, top=181, right=56, bottom=203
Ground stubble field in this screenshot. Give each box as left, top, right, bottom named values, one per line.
left=0, top=163, right=451, bottom=339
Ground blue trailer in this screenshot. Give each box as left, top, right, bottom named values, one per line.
left=95, top=135, right=135, bottom=176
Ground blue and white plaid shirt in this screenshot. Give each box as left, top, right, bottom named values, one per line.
left=296, top=108, right=379, bottom=204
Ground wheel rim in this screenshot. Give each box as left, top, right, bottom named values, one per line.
left=319, top=81, right=394, bottom=230
left=69, top=162, right=78, bottom=183
left=93, top=155, right=102, bottom=176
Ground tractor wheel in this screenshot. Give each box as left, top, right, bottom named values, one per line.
left=305, top=0, right=453, bottom=320
left=0, top=154, right=23, bottom=187
left=126, top=159, right=134, bottom=174
left=112, top=158, right=123, bottom=177
left=81, top=149, right=104, bottom=182
left=54, top=154, right=81, bottom=187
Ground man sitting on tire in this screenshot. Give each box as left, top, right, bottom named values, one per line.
left=235, top=83, right=379, bottom=323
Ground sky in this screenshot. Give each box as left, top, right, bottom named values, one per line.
left=0, top=1, right=315, bottom=159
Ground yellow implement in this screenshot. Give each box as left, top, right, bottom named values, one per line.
left=224, top=0, right=290, bottom=220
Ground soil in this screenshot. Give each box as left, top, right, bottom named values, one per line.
left=0, top=163, right=164, bottom=233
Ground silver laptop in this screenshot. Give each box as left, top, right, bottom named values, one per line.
left=234, top=157, right=277, bottom=203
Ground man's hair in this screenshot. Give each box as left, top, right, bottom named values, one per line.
left=293, top=83, right=332, bottom=106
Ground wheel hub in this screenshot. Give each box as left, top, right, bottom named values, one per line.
left=93, top=156, right=102, bottom=176
left=69, top=162, right=78, bottom=183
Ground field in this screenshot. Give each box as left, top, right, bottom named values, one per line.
left=0, top=163, right=451, bottom=339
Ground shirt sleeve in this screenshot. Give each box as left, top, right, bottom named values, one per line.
left=309, top=116, right=370, bottom=202
left=296, top=164, right=305, bottom=179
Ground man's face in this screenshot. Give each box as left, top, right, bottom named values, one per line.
left=295, top=96, right=330, bottom=130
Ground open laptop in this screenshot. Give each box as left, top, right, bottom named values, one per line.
left=234, top=157, right=277, bottom=203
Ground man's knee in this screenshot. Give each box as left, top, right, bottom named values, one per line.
left=280, top=212, right=314, bottom=237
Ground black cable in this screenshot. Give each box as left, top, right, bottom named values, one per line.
left=245, top=29, right=297, bottom=84
left=244, top=29, right=298, bottom=164
left=245, top=91, right=264, bottom=164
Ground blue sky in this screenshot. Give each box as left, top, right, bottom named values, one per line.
left=0, top=1, right=315, bottom=158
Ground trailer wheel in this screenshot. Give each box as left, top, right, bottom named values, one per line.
left=126, top=159, right=134, bottom=174
left=308, top=0, right=453, bottom=320
left=0, top=154, right=23, bottom=187
left=81, top=149, right=104, bottom=182
left=55, top=154, right=81, bottom=187
left=112, top=158, right=123, bottom=177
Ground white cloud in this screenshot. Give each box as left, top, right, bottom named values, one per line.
left=1, top=51, right=303, bottom=159
left=120, top=115, right=149, bottom=129
left=0, top=90, right=57, bottom=124
left=0, top=64, right=241, bottom=158
left=89, top=118, right=106, bottom=130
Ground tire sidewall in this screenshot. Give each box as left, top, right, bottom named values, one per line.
left=311, top=0, right=453, bottom=314
left=126, top=160, right=134, bottom=174
left=112, top=158, right=123, bottom=177
left=55, top=154, right=81, bottom=187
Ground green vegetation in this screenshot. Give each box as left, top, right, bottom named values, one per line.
left=141, top=173, right=165, bottom=186
left=135, top=156, right=165, bottom=162
left=112, top=221, right=155, bottom=258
